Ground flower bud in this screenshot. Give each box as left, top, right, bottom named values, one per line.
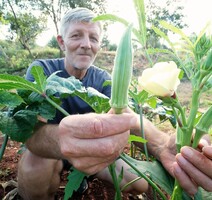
left=202, top=49, right=212, bottom=71
left=138, top=61, right=180, bottom=97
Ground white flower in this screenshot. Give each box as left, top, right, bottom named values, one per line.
left=138, top=61, right=181, bottom=97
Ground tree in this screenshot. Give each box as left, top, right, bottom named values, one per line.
left=47, top=36, right=59, bottom=49
left=1, top=0, right=47, bottom=57
left=67, top=0, right=107, bottom=14
left=31, top=0, right=107, bottom=37
left=145, top=0, right=187, bottom=48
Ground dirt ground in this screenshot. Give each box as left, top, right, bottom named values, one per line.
left=0, top=137, right=158, bottom=200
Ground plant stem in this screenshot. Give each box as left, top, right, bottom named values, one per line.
left=108, top=107, right=124, bottom=200
left=120, top=153, right=167, bottom=200
left=121, top=177, right=141, bottom=191
left=139, top=105, right=149, bottom=161
left=0, top=135, right=8, bottom=161
left=108, top=163, right=122, bottom=200
left=183, top=89, right=200, bottom=146
left=192, top=129, right=204, bottom=149
left=45, top=95, right=70, bottom=117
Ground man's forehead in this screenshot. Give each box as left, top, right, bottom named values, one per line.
left=68, top=22, right=101, bottom=34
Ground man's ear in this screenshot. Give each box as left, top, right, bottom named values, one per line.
left=57, top=35, right=65, bottom=51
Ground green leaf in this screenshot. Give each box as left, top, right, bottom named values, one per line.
left=93, top=13, right=129, bottom=26
left=28, top=100, right=56, bottom=120
left=75, top=87, right=110, bottom=113
left=152, top=25, right=174, bottom=50
left=0, top=91, right=24, bottom=107
left=93, top=14, right=141, bottom=47
left=30, top=66, right=47, bottom=91
left=195, top=106, right=212, bottom=133
left=46, top=73, right=110, bottom=113
left=46, top=73, right=83, bottom=95
left=197, top=188, right=212, bottom=200
left=128, top=135, right=147, bottom=143
left=202, top=75, right=212, bottom=92
left=194, top=22, right=211, bottom=47
left=129, top=90, right=148, bottom=105
left=133, top=0, right=147, bottom=46
left=102, top=80, right=111, bottom=87
left=0, top=110, right=38, bottom=142
left=64, top=168, right=86, bottom=200
left=159, top=21, right=193, bottom=49
left=146, top=97, right=157, bottom=109
left=125, top=154, right=174, bottom=195
left=0, top=74, right=42, bottom=94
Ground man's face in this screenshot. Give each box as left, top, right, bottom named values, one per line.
left=62, top=22, right=101, bottom=72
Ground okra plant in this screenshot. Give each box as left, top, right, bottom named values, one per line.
left=94, top=0, right=212, bottom=199
left=0, top=24, right=167, bottom=200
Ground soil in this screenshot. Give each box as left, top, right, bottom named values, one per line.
left=0, top=137, right=157, bottom=200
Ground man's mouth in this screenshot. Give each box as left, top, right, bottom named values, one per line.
left=77, top=51, right=92, bottom=57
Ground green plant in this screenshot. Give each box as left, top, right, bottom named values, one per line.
left=0, top=25, right=171, bottom=200
left=94, top=0, right=212, bottom=199
left=0, top=0, right=211, bottom=199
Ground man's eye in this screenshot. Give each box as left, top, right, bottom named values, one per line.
left=91, top=37, right=99, bottom=43
left=71, top=34, right=80, bottom=38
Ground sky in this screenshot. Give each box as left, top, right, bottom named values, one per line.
left=105, top=0, right=212, bottom=44
left=1, top=0, right=211, bottom=46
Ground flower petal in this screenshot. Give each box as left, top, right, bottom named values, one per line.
left=138, top=61, right=180, bottom=97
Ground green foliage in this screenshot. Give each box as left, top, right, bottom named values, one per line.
left=5, top=12, right=47, bottom=44
left=47, top=36, right=60, bottom=49
left=0, top=110, right=38, bottom=142
left=125, top=154, right=174, bottom=195
left=64, top=169, right=87, bottom=200
left=0, top=40, right=60, bottom=75
left=128, top=135, right=147, bottom=143
left=65, top=0, right=107, bottom=14
left=0, top=66, right=111, bottom=143
left=0, top=91, right=23, bottom=107
left=32, top=47, right=60, bottom=59
left=146, top=0, right=187, bottom=48
left=46, top=73, right=111, bottom=113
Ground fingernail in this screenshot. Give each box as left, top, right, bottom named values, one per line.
left=203, top=146, right=212, bottom=157
left=173, top=161, right=182, bottom=174
left=181, top=147, right=193, bottom=158
left=176, top=154, right=187, bottom=165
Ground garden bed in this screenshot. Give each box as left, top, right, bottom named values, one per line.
left=0, top=137, right=156, bottom=200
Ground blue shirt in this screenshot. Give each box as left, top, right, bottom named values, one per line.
left=25, top=58, right=111, bottom=123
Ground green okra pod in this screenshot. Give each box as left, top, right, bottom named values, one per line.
left=110, top=24, right=133, bottom=114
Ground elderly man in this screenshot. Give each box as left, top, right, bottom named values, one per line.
left=17, top=7, right=212, bottom=200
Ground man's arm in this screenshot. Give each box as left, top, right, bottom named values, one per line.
left=25, top=112, right=137, bottom=175
left=25, top=122, right=62, bottom=159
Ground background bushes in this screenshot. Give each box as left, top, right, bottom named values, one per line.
left=0, top=40, right=60, bottom=76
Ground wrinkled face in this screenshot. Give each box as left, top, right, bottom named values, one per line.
left=60, top=22, right=101, bottom=73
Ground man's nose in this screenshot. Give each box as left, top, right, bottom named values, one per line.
left=80, top=36, right=91, bottom=49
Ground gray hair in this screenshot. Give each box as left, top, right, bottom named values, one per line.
left=60, top=7, right=102, bottom=38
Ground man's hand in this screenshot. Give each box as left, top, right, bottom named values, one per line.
left=173, top=139, right=212, bottom=195
left=58, top=112, right=137, bottom=175
left=160, top=136, right=212, bottom=196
